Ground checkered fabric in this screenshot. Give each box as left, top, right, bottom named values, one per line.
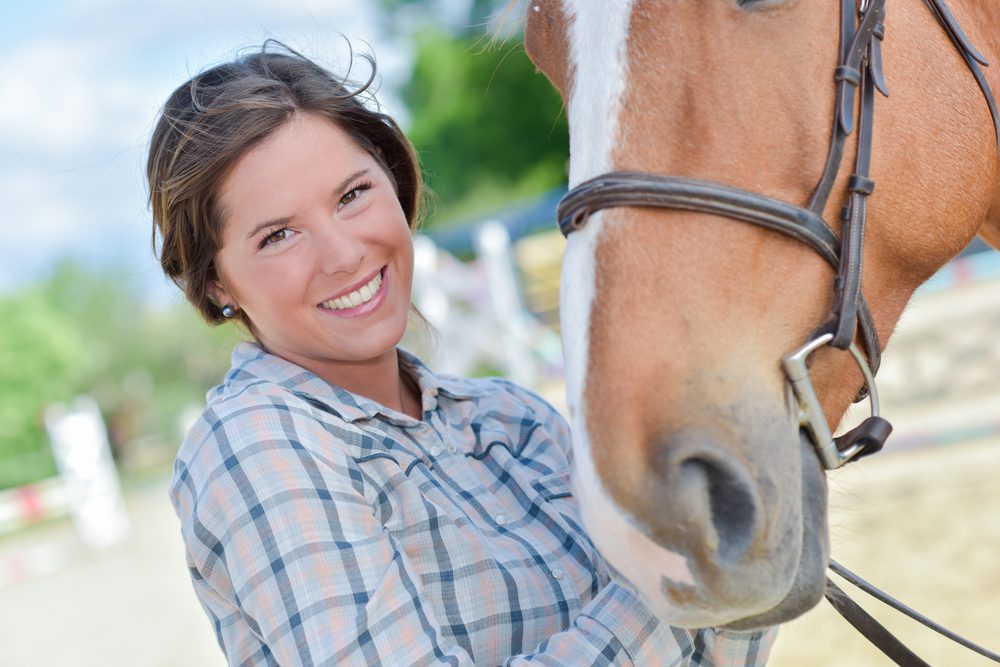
left=171, top=342, right=776, bottom=666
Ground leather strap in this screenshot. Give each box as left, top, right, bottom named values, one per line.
left=827, top=4, right=884, bottom=353
left=808, top=0, right=888, bottom=217
left=825, top=577, right=932, bottom=667
left=556, top=171, right=882, bottom=376
left=925, top=0, right=1000, bottom=147
left=828, top=559, right=1000, bottom=663
left=556, top=0, right=998, bottom=384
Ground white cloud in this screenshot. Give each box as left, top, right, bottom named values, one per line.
left=0, top=42, right=105, bottom=154
left=0, top=168, right=81, bottom=238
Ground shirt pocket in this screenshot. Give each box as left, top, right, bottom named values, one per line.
left=532, top=468, right=574, bottom=502
left=530, top=468, right=610, bottom=588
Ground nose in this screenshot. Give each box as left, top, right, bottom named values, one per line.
left=313, top=220, right=366, bottom=276
left=650, top=441, right=759, bottom=564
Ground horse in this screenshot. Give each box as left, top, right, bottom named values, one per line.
left=522, top=0, right=1000, bottom=632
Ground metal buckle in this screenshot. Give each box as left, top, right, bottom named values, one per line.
left=782, top=332, right=881, bottom=470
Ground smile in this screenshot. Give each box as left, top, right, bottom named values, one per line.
left=319, top=269, right=385, bottom=311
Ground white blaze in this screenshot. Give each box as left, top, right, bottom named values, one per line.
left=563, top=0, right=632, bottom=187
left=560, top=0, right=696, bottom=596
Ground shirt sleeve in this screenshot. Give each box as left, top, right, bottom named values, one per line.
left=508, top=581, right=777, bottom=666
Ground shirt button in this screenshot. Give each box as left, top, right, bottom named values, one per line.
left=429, top=446, right=442, bottom=457
left=552, top=568, right=564, bottom=580
left=448, top=444, right=458, bottom=453
left=495, top=514, right=508, bottom=526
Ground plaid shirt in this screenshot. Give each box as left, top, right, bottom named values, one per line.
left=171, top=342, right=776, bottom=666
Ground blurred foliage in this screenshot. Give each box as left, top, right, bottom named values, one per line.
left=0, top=261, right=239, bottom=490
left=402, top=29, right=568, bottom=225
left=0, top=290, right=85, bottom=488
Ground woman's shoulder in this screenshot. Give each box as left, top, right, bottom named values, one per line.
left=175, top=384, right=308, bottom=472
left=169, top=378, right=372, bottom=525
left=197, top=341, right=373, bottom=429
left=174, top=361, right=362, bottom=487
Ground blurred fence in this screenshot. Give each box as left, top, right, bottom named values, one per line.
left=851, top=249, right=1000, bottom=449
left=0, top=477, right=67, bottom=536
left=408, top=224, right=566, bottom=405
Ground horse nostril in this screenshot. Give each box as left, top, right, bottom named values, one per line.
left=677, top=457, right=757, bottom=563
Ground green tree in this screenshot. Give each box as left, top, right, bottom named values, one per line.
left=402, top=30, right=568, bottom=224
left=35, top=261, right=237, bottom=456
left=0, top=290, right=85, bottom=488
left=0, top=261, right=238, bottom=490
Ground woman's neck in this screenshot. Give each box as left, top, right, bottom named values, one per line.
left=310, top=349, right=421, bottom=419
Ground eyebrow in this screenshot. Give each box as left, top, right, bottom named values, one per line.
left=243, top=168, right=372, bottom=241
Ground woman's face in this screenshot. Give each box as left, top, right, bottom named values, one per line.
left=212, top=112, right=414, bottom=375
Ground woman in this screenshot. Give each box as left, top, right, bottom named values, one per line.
left=149, top=43, right=776, bottom=666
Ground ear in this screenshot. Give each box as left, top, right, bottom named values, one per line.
left=208, top=278, right=236, bottom=311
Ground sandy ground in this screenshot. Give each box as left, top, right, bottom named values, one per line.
left=767, top=435, right=1000, bottom=667
left=0, top=478, right=225, bottom=667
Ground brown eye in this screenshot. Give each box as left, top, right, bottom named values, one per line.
left=338, top=180, right=374, bottom=209
left=258, top=226, right=292, bottom=249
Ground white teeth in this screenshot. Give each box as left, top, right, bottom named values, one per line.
left=322, top=271, right=383, bottom=310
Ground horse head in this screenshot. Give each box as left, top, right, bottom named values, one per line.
left=524, top=0, right=1000, bottom=628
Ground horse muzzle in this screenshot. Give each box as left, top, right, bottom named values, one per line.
left=576, top=394, right=830, bottom=628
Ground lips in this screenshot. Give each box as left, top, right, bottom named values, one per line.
left=318, top=267, right=386, bottom=312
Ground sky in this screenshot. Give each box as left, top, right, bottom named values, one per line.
left=0, top=0, right=454, bottom=298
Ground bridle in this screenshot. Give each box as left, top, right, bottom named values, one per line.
left=553, top=0, right=1000, bottom=664
left=559, top=0, right=999, bottom=472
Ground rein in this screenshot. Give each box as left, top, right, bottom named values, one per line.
left=554, top=0, right=1000, bottom=663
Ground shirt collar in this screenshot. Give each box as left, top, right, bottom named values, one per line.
left=212, top=342, right=487, bottom=424
left=397, top=348, right=489, bottom=401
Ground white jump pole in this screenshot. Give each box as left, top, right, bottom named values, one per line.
left=474, top=221, right=538, bottom=387
left=44, top=396, right=130, bottom=548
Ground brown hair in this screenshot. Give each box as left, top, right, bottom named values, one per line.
left=147, top=41, right=422, bottom=325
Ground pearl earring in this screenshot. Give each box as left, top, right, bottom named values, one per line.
left=222, top=304, right=236, bottom=319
